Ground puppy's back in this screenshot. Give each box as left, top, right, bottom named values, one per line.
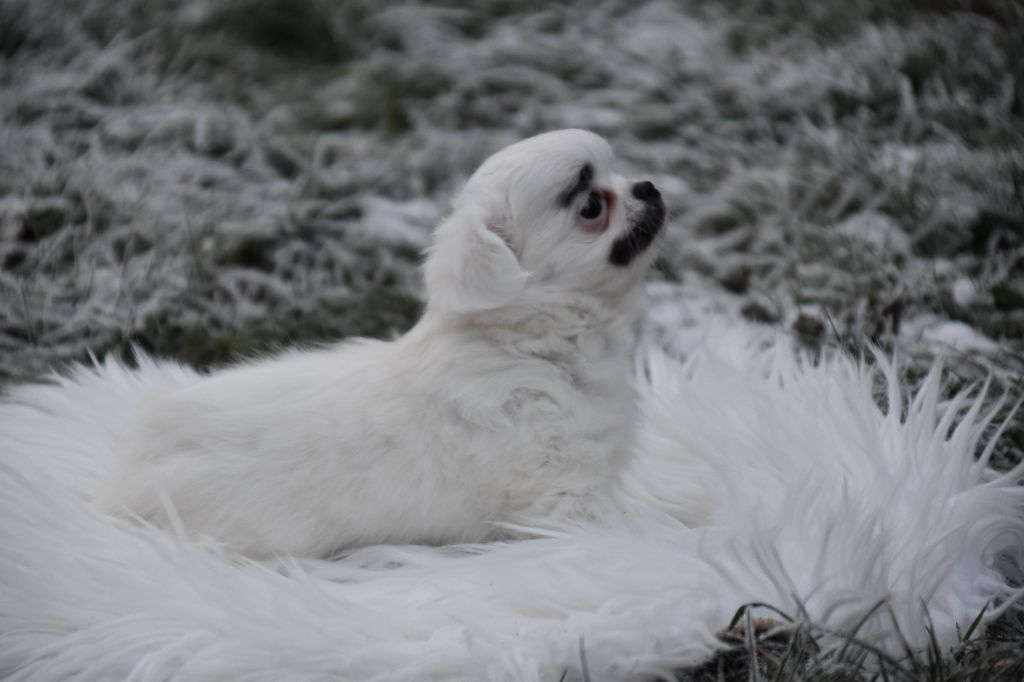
left=95, top=339, right=414, bottom=555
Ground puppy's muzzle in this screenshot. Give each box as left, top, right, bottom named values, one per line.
left=609, top=181, right=666, bottom=267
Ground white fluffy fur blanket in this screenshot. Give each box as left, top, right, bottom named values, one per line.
left=1, top=328, right=1022, bottom=681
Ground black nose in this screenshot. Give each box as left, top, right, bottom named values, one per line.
left=632, top=181, right=660, bottom=201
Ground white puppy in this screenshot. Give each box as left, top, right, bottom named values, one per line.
left=95, top=129, right=667, bottom=557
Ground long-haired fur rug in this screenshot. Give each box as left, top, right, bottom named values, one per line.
left=1, top=327, right=1022, bottom=681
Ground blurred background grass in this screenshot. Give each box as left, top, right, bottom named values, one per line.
left=2, top=0, right=1022, bottom=384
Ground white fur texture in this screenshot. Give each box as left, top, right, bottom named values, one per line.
left=93, top=129, right=664, bottom=557
left=1, top=327, right=1022, bottom=681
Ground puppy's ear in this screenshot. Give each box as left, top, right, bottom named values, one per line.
left=424, top=208, right=528, bottom=313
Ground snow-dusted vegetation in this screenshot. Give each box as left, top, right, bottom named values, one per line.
left=2, top=0, right=1022, bottom=676
left=3, top=0, right=1021, bottom=383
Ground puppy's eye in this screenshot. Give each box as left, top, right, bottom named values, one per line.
left=577, top=190, right=609, bottom=234
left=580, top=192, right=604, bottom=220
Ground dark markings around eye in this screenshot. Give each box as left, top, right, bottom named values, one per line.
left=557, top=163, right=593, bottom=208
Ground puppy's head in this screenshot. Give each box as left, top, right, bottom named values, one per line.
left=424, top=129, right=666, bottom=313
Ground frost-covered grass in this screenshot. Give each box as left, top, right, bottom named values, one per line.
left=2, top=0, right=1022, bottom=678
left=679, top=601, right=1024, bottom=681
left=3, top=0, right=1022, bottom=383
